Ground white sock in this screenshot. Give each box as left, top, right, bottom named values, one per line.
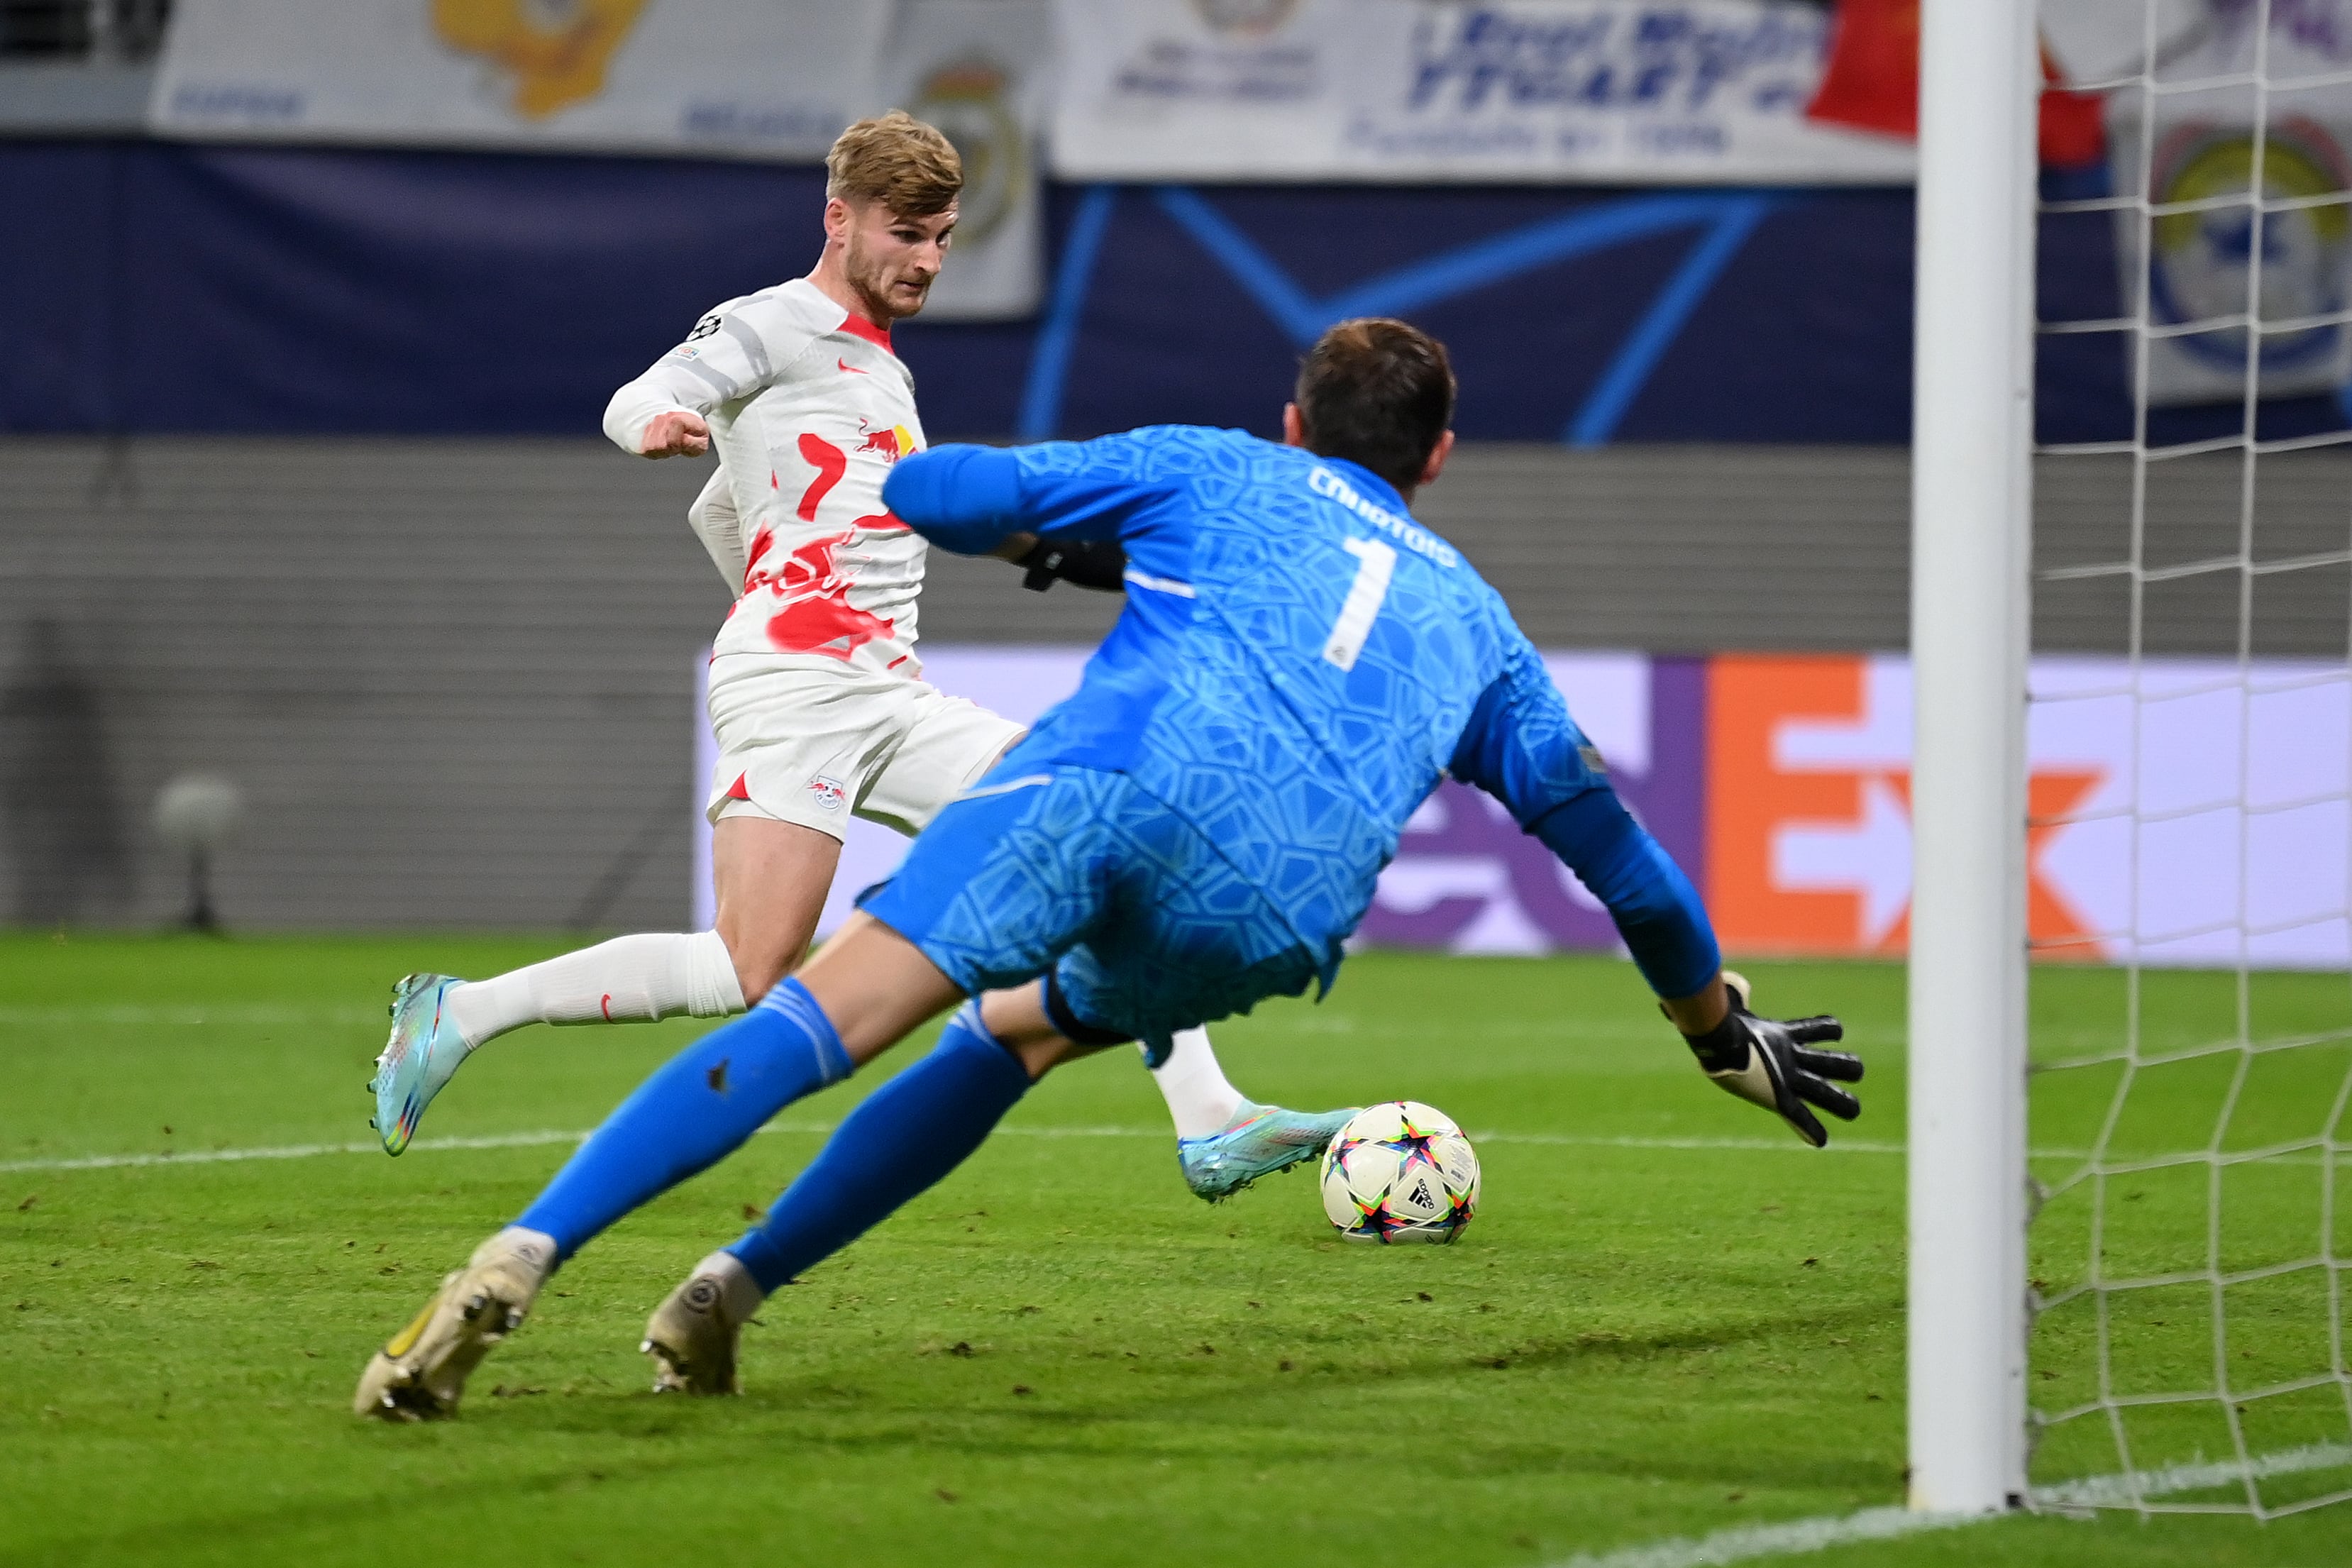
left=691, top=1249, right=767, bottom=1322
left=1151, top=1027, right=1246, bottom=1139
left=443, top=931, right=746, bottom=1050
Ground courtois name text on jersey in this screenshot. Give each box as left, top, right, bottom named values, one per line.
left=604, top=277, right=930, bottom=678
left=883, top=426, right=1721, bottom=998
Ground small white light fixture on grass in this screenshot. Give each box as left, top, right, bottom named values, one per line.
left=153, top=774, right=244, bottom=933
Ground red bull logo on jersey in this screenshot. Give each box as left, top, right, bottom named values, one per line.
left=854, top=419, right=920, bottom=463
left=745, top=531, right=900, bottom=664
left=805, top=775, right=846, bottom=812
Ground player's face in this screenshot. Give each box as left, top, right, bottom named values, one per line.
left=839, top=199, right=957, bottom=321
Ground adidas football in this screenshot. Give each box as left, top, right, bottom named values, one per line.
left=1318, top=1100, right=1479, bottom=1244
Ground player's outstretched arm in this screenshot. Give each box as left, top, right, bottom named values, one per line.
left=1669, top=975, right=1862, bottom=1149
left=1451, top=639, right=1862, bottom=1145
left=602, top=301, right=807, bottom=459
left=1009, top=536, right=1127, bottom=593
left=971, top=529, right=1125, bottom=593
left=886, top=434, right=1178, bottom=558
left=1535, top=789, right=1865, bottom=1147
left=885, top=445, right=1029, bottom=553
left=636, top=410, right=710, bottom=458
left=604, top=369, right=717, bottom=459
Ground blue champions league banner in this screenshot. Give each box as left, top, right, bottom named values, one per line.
left=5, top=137, right=2352, bottom=448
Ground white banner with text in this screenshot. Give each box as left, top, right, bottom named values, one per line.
left=150, top=0, right=1048, bottom=318
left=152, top=0, right=886, bottom=159
left=1047, top=0, right=1916, bottom=185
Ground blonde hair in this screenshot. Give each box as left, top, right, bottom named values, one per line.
left=825, top=111, right=963, bottom=217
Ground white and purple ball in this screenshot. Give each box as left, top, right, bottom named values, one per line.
left=1318, top=1100, right=1480, bottom=1244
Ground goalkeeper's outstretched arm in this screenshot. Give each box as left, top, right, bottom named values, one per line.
left=1530, top=789, right=1863, bottom=1147
left=885, top=446, right=1131, bottom=593
left=884, top=436, right=1177, bottom=554
left=1451, top=639, right=1865, bottom=1147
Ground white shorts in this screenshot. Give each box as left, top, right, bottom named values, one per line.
left=704, top=658, right=1025, bottom=841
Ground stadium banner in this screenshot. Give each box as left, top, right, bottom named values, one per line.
left=883, top=0, right=1051, bottom=321
left=1047, top=0, right=1917, bottom=184
left=696, top=647, right=2352, bottom=969
left=1704, top=652, right=2351, bottom=971
left=2096, top=0, right=2352, bottom=407
left=150, top=1, right=889, bottom=158
left=148, top=1, right=1047, bottom=318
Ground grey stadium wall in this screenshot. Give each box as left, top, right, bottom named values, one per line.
left=4, top=437, right=2346, bottom=932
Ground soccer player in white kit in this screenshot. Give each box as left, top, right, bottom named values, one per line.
left=369, top=112, right=1352, bottom=1201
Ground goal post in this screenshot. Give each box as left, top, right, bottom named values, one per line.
left=1907, top=0, right=2040, bottom=1515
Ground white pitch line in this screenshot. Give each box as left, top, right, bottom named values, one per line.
left=1544, top=1442, right=2352, bottom=1568
left=5, top=1122, right=2342, bottom=1560
left=1546, top=1505, right=1977, bottom=1568
left=0, top=1128, right=594, bottom=1174
left=2033, top=1441, right=2352, bottom=1511
left=0, top=1123, right=1925, bottom=1176
left=0, top=1005, right=383, bottom=1027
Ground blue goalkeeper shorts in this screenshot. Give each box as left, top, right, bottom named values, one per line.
left=860, top=763, right=1321, bottom=1062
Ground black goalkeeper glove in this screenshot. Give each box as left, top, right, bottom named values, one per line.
left=1677, top=972, right=1862, bottom=1148
left=1015, top=537, right=1127, bottom=593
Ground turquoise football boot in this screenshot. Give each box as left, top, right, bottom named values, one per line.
left=371, top=973, right=471, bottom=1156
left=1177, top=1100, right=1359, bottom=1202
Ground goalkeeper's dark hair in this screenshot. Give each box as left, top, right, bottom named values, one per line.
left=1293, top=318, right=1456, bottom=491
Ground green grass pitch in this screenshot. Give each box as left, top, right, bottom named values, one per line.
left=3, top=933, right=2348, bottom=1567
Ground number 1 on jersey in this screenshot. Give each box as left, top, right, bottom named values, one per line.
left=1323, top=537, right=1397, bottom=672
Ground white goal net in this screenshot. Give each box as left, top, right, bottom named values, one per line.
left=2022, top=0, right=2352, bottom=1517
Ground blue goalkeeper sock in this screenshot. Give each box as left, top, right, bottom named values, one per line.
left=516, top=978, right=852, bottom=1259
left=727, top=1000, right=1030, bottom=1293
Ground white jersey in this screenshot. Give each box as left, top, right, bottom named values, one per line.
left=604, top=277, right=929, bottom=678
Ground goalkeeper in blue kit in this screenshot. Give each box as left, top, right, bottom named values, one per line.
left=354, top=318, right=1863, bottom=1418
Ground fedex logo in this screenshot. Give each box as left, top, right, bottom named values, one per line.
left=695, top=646, right=2351, bottom=969
left=1706, top=656, right=2102, bottom=959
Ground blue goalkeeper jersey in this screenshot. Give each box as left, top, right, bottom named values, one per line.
left=885, top=425, right=1716, bottom=995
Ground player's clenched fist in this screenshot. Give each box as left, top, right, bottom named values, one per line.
left=640, top=411, right=710, bottom=458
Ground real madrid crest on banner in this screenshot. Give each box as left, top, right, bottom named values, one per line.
left=912, top=60, right=1025, bottom=252
left=886, top=1, right=1050, bottom=321
left=2109, top=1, right=2352, bottom=406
